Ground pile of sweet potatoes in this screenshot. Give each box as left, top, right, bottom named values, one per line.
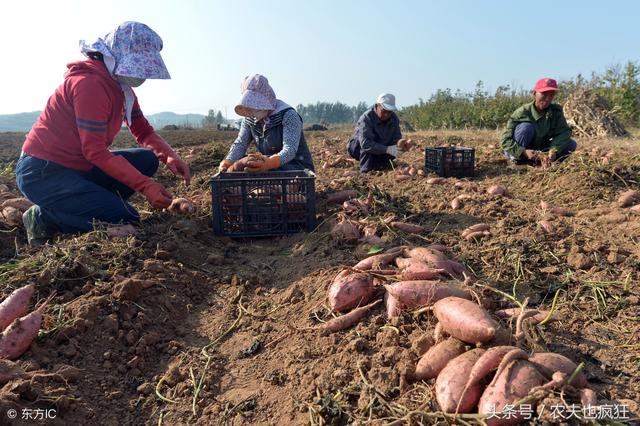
left=412, top=296, right=593, bottom=424
left=320, top=245, right=474, bottom=332
left=0, top=196, right=33, bottom=227
left=0, top=285, right=45, bottom=360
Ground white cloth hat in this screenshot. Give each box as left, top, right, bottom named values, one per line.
left=376, top=93, right=397, bottom=111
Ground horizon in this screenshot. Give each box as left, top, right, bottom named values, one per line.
left=2, top=0, right=639, bottom=118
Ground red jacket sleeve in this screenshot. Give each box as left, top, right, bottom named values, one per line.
left=72, top=79, right=151, bottom=192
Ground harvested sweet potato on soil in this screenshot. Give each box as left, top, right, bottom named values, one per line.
left=168, top=197, right=195, bottom=214
left=0, top=285, right=34, bottom=332
left=433, top=297, right=499, bottom=344
left=326, top=190, right=358, bottom=205
left=328, top=270, right=374, bottom=312
left=618, top=189, right=640, bottom=207
left=528, top=352, right=587, bottom=388
left=414, top=337, right=466, bottom=381
left=384, top=281, right=470, bottom=308
left=435, top=348, right=486, bottom=413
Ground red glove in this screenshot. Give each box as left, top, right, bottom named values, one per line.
left=245, top=155, right=281, bottom=172
left=96, top=155, right=172, bottom=209
left=140, top=181, right=172, bottom=209
left=141, top=133, right=191, bottom=185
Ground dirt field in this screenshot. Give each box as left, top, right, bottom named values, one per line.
left=0, top=128, right=638, bottom=425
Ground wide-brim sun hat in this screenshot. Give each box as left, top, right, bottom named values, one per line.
left=234, top=74, right=277, bottom=116
left=376, top=93, right=397, bottom=111
left=107, top=21, right=170, bottom=79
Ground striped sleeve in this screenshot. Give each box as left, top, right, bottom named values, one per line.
left=225, top=119, right=252, bottom=162
left=71, top=79, right=115, bottom=168
left=278, top=109, right=302, bottom=164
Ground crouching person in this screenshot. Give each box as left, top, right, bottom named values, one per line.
left=347, top=93, right=405, bottom=173
left=501, top=77, right=577, bottom=168
left=16, top=22, right=190, bottom=246
left=218, top=74, right=314, bottom=173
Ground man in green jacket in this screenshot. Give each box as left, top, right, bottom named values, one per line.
left=501, top=78, right=577, bottom=167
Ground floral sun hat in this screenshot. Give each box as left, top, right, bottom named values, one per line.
left=234, top=74, right=277, bottom=116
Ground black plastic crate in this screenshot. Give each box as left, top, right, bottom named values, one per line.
left=211, top=170, right=316, bottom=237
left=424, top=146, right=475, bottom=177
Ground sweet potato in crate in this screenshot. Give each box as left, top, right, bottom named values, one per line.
left=211, top=170, right=316, bottom=237
left=425, top=146, right=475, bottom=177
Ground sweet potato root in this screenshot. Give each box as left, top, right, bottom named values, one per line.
left=426, top=177, right=446, bottom=185
left=318, top=300, right=381, bottom=332
left=464, top=230, right=490, bottom=241
left=461, top=223, right=490, bottom=237
left=0, top=285, right=35, bottom=332
left=494, top=308, right=559, bottom=325
left=384, top=281, right=470, bottom=308
left=328, top=270, right=374, bottom=312
left=390, top=222, right=425, bottom=234
left=1, top=207, right=22, bottom=226
left=433, top=297, right=499, bottom=344
left=528, top=352, right=587, bottom=388
left=414, top=338, right=466, bottom=380
left=326, top=190, right=358, bottom=205
left=435, top=348, right=486, bottom=413
left=487, top=185, right=509, bottom=196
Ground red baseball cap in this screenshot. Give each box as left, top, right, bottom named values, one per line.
left=534, top=77, right=559, bottom=93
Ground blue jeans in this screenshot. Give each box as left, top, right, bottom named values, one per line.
left=506, top=122, right=577, bottom=163
left=15, top=149, right=158, bottom=236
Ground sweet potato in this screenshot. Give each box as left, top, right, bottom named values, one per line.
left=426, top=177, right=445, bottom=185
left=630, top=204, right=640, bottom=213
left=487, top=348, right=529, bottom=388
left=384, top=292, right=404, bottom=318
left=326, top=190, right=358, bottom=205
left=404, top=247, right=448, bottom=263
left=461, top=223, right=490, bottom=237
left=168, top=197, right=195, bottom=214
left=319, top=300, right=381, bottom=332
left=550, top=206, right=572, bottom=217
left=487, top=185, right=508, bottom=196
left=328, top=270, right=374, bottom=312
left=528, top=352, right=587, bottom=388
left=0, top=285, right=35, bottom=331
left=414, top=338, right=466, bottom=380
left=395, top=174, right=411, bottom=182
left=1, top=197, right=33, bottom=212
left=400, top=261, right=447, bottom=280
left=464, top=230, right=490, bottom=241
left=354, top=247, right=404, bottom=270
left=618, top=189, right=640, bottom=207
left=0, top=308, right=45, bottom=360
left=426, top=244, right=449, bottom=253
left=435, top=348, right=486, bottom=413
left=450, top=197, right=462, bottom=210
left=1, top=207, right=22, bottom=226
left=478, top=360, right=546, bottom=425
left=384, top=281, right=470, bottom=308
left=330, top=217, right=360, bottom=242
left=433, top=297, right=499, bottom=344
left=538, top=220, right=554, bottom=234
left=390, top=221, right=425, bottom=234
left=458, top=346, right=520, bottom=406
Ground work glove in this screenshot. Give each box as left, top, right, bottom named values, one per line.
left=218, top=159, right=234, bottom=173
left=386, top=145, right=398, bottom=158
left=140, top=180, right=173, bottom=209
left=245, top=155, right=281, bottom=173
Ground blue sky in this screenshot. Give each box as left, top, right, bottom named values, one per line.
left=1, top=0, right=638, bottom=117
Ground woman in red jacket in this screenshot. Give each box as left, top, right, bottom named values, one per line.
left=16, top=21, right=190, bottom=246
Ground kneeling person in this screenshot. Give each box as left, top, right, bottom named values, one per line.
left=501, top=78, right=577, bottom=167
left=218, top=74, right=314, bottom=173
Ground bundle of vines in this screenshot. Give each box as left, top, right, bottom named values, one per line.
left=563, top=89, right=629, bottom=138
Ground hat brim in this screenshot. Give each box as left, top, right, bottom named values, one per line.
left=114, top=51, right=171, bottom=79
left=380, top=103, right=397, bottom=112
left=234, top=90, right=277, bottom=116
left=535, top=87, right=559, bottom=93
